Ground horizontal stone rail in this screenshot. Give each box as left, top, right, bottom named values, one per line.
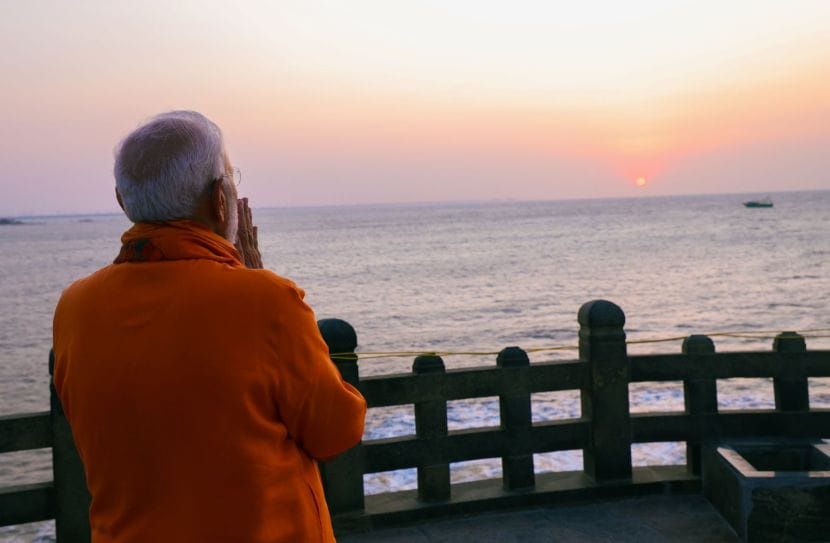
left=0, top=300, right=828, bottom=540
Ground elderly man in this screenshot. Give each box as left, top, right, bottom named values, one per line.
left=52, top=111, right=366, bottom=543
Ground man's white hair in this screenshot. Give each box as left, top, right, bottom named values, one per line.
left=114, top=111, right=226, bottom=223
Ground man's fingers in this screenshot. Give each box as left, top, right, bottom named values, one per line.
left=235, top=197, right=262, bottom=269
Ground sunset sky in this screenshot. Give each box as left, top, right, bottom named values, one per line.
left=1, top=1, right=829, bottom=216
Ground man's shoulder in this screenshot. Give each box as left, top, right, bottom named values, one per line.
left=225, top=267, right=305, bottom=301
left=216, top=268, right=312, bottom=327
left=58, top=264, right=118, bottom=301
left=54, top=264, right=122, bottom=325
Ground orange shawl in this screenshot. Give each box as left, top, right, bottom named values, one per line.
left=53, top=221, right=366, bottom=543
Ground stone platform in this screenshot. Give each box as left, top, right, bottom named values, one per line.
left=340, top=494, right=740, bottom=542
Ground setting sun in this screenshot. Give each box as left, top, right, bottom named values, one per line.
left=635, top=177, right=647, bottom=188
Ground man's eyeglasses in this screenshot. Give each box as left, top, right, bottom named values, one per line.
left=223, top=167, right=242, bottom=187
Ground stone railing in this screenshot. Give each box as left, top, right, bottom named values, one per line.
left=1, top=300, right=829, bottom=540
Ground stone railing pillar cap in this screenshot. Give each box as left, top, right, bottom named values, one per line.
left=682, top=334, right=715, bottom=355
left=317, top=318, right=358, bottom=353
left=578, top=300, right=625, bottom=328
left=497, top=346, right=530, bottom=367
left=413, top=353, right=445, bottom=373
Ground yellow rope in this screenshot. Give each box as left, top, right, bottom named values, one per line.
left=626, top=336, right=689, bottom=345
left=328, top=327, right=830, bottom=360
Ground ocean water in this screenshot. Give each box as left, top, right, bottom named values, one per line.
left=2, top=191, right=829, bottom=541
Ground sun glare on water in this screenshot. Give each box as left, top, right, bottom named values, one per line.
left=635, top=177, right=647, bottom=188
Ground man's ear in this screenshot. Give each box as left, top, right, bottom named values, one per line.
left=115, top=189, right=125, bottom=212
left=211, top=179, right=227, bottom=225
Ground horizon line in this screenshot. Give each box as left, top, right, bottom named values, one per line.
left=3, top=187, right=827, bottom=220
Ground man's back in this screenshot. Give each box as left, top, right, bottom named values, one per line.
left=53, top=221, right=366, bottom=542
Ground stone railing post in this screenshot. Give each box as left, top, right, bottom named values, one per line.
left=682, top=335, right=717, bottom=474
left=773, top=331, right=808, bottom=412
left=49, top=349, right=91, bottom=542
left=317, top=319, right=365, bottom=517
left=497, top=346, right=535, bottom=490
left=413, top=354, right=450, bottom=502
left=578, top=300, right=632, bottom=482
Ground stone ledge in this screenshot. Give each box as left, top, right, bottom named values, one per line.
left=335, top=465, right=699, bottom=535
left=340, top=494, right=739, bottom=543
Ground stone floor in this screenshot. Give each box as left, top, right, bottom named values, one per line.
left=340, top=494, right=740, bottom=542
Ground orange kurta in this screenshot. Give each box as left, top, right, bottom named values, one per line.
left=52, top=221, right=366, bottom=543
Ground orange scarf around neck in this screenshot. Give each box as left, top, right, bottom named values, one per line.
left=114, top=220, right=242, bottom=267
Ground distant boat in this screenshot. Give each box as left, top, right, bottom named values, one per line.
left=743, top=197, right=773, bottom=208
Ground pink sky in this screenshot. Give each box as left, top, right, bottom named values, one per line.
left=1, top=1, right=829, bottom=216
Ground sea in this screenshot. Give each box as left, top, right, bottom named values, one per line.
left=2, top=190, right=829, bottom=541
